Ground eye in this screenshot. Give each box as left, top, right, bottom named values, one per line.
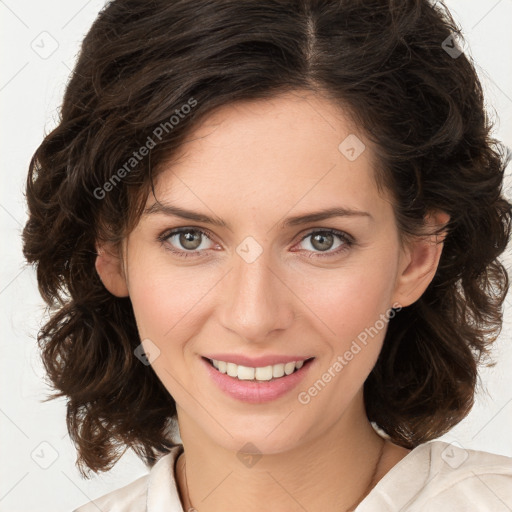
left=158, top=227, right=216, bottom=258
left=157, top=227, right=355, bottom=259
left=294, top=229, right=354, bottom=258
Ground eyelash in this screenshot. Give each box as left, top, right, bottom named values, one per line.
left=157, top=227, right=355, bottom=259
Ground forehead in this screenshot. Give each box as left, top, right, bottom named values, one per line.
left=150, top=91, right=392, bottom=224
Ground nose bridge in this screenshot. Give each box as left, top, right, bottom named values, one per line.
left=220, top=243, right=293, bottom=341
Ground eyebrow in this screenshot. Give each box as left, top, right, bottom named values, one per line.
left=144, top=202, right=374, bottom=229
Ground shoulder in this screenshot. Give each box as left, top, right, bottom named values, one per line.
left=414, top=440, right=512, bottom=511
left=72, top=473, right=149, bottom=512
left=72, top=444, right=184, bottom=512
left=358, top=440, right=512, bottom=512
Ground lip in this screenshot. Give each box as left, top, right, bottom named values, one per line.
left=202, top=353, right=314, bottom=367
left=201, top=356, right=315, bottom=404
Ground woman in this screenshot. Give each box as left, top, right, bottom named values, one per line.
left=22, top=0, right=512, bottom=510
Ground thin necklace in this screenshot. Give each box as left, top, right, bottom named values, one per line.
left=177, top=437, right=385, bottom=512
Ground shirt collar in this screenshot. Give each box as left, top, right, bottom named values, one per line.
left=147, top=444, right=185, bottom=511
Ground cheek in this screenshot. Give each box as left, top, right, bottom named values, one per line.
left=127, top=257, right=214, bottom=342
left=305, top=259, right=394, bottom=322
left=299, top=262, right=396, bottom=359
left=295, top=269, right=395, bottom=412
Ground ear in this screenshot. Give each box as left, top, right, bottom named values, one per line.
left=391, top=209, right=450, bottom=308
left=95, top=241, right=129, bottom=297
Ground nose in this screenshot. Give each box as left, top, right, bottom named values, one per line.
left=218, top=248, right=295, bottom=343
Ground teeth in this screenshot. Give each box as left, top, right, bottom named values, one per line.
left=210, top=358, right=308, bottom=381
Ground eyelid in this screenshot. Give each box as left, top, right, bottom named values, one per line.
left=157, top=226, right=218, bottom=251
left=157, top=226, right=355, bottom=258
left=298, top=227, right=355, bottom=244
left=294, top=228, right=355, bottom=256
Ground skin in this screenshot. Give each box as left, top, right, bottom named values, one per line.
left=96, top=90, right=449, bottom=511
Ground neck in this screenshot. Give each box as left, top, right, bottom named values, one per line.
left=175, top=394, right=389, bottom=512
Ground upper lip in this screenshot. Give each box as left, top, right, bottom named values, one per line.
left=203, top=354, right=314, bottom=367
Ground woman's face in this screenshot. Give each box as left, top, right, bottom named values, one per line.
left=112, top=90, right=438, bottom=454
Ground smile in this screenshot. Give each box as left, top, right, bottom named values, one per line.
left=202, top=356, right=316, bottom=403
left=207, top=357, right=312, bottom=382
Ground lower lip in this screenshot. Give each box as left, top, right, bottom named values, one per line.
left=201, top=357, right=315, bottom=404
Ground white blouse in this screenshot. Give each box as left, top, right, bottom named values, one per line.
left=73, top=439, right=512, bottom=511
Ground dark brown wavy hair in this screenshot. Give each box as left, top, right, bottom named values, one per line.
left=22, top=0, right=511, bottom=478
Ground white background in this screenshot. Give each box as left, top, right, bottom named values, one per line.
left=1, top=1, right=512, bottom=511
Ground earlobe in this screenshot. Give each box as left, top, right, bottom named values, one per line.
left=95, top=242, right=129, bottom=297
left=392, top=210, right=450, bottom=308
